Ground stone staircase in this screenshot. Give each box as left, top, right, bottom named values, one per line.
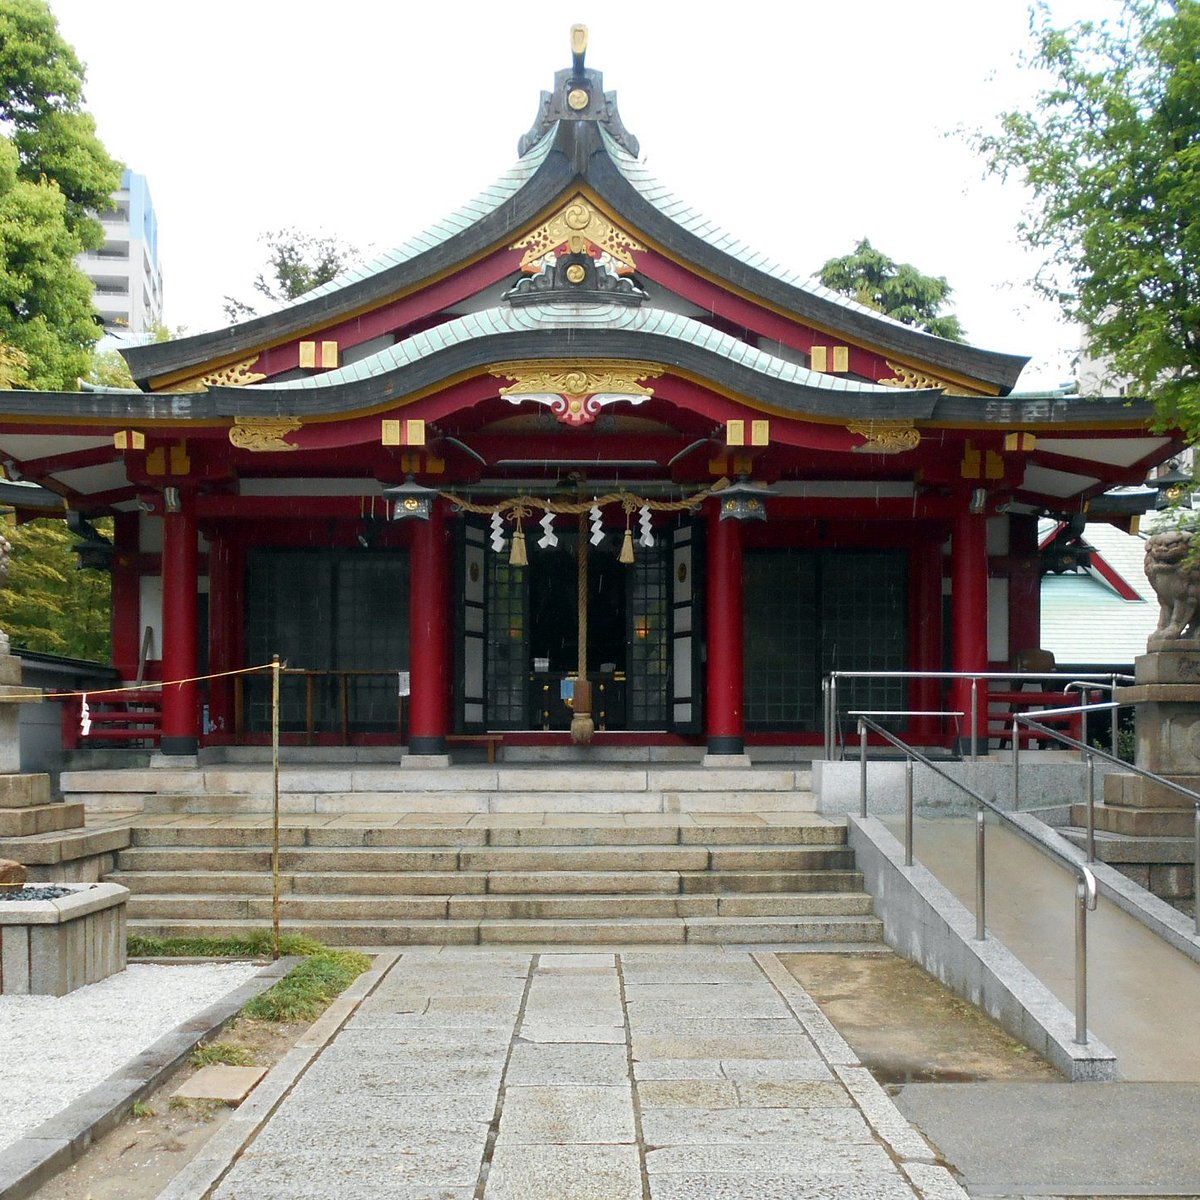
left=108, top=815, right=882, bottom=947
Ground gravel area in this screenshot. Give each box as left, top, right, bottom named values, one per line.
left=0, top=962, right=262, bottom=1152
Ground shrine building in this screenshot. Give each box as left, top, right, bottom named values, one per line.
left=0, top=30, right=1179, bottom=760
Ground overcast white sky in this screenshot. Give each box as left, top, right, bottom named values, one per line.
left=49, top=0, right=1112, bottom=389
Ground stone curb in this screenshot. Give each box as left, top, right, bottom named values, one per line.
left=152, top=949, right=400, bottom=1200
left=753, top=952, right=971, bottom=1199
left=0, top=956, right=299, bottom=1200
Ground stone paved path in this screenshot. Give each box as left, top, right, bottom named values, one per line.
left=213, top=949, right=966, bottom=1200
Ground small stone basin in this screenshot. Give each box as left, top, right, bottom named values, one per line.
left=0, top=882, right=128, bottom=996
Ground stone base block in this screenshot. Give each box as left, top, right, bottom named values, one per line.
left=1103, top=771, right=1200, bottom=811
left=1074, top=800, right=1195, bottom=838
left=0, top=882, right=128, bottom=995
left=0, top=802, right=85, bottom=839
left=1135, top=650, right=1200, bottom=686
left=0, top=774, right=52, bottom=809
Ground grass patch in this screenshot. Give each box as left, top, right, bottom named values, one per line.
left=130, top=1101, right=155, bottom=1119
left=127, top=929, right=370, bottom=1023
left=243, top=949, right=370, bottom=1022
left=128, top=930, right=324, bottom=959
left=189, top=1041, right=253, bottom=1068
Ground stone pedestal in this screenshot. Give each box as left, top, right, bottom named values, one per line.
left=0, top=635, right=85, bottom=840
left=1101, top=650, right=1200, bottom=833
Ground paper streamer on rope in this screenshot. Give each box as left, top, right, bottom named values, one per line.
left=638, top=505, right=655, bottom=547
left=538, top=511, right=558, bottom=549
left=80, top=694, right=91, bottom=737
left=489, top=511, right=507, bottom=552
left=589, top=505, right=605, bottom=546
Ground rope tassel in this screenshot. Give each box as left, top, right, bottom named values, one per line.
left=509, top=524, right=528, bottom=566
left=619, top=526, right=635, bottom=564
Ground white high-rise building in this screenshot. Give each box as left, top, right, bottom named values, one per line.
left=77, top=168, right=163, bottom=335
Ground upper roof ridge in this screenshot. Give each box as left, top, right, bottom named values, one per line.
left=518, top=25, right=639, bottom=158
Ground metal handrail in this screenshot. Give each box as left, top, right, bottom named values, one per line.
left=1012, top=704, right=1200, bottom=937
left=1063, top=680, right=1128, bottom=761
left=857, top=713, right=1100, bottom=1045
left=824, top=670, right=1133, bottom=762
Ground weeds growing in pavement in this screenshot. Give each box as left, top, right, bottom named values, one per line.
left=189, top=1041, right=254, bottom=1068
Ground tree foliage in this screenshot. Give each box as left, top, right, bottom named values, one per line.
left=0, top=0, right=119, bottom=240
left=978, top=1, right=1200, bottom=427
left=0, top=0, right=121, bottom=389
left=815, top=238, right=966, bottom=342
left=0, top=516, right=110, bottom=661
left=223, top=228, right=357, bottom=323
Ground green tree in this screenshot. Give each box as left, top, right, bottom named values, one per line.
left=0, top=0, right=121, bottom=389
left=978, top=1, right=1200, bottom=427
left=223, top=228, right=357, bottom=322
left=816, top=238, right=966, bottom=342
left=0, top=516, right=110, bottom=660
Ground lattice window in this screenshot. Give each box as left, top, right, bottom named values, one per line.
left=628, top=544, right=669, bottom=728
left=743, top=549, right=907, bottom=731
left=486, top=556, right=528, bottom=728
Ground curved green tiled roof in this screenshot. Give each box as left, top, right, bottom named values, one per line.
left=259, top=300, right=928, bottom=399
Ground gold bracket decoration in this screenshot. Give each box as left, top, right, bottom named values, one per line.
left=510, top=196, right=645, bottom=274
left=847, top=420, right=922, bottom=454
left=161, top=357, right=268, bottom=393
left=877, top=361, right=951, bottom=391
left=228, top=416, right=303, bottom=452
left=489, top=360, right=664, bottom=427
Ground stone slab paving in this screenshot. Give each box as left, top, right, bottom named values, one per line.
left=212, top=948, right=964, bottom=1200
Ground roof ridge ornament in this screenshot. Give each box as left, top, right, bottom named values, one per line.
left=518, top=25, right=640, bottom=158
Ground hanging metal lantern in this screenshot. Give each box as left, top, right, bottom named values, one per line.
left=718, top=477, right=770, bottom=522
left=383, top=475, right=436, bottom=521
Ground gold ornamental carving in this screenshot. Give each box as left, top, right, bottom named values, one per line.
left=162, top=357, right=268, bottom=393
left=510, top=196, right=645, bottom=273
left=846, top=420, right=922, bottom=454
left=228, top=416, right=303, bottom=452
left=877, top=361, right=951, bottom=391
left=489, top=360, right=664, bottom=398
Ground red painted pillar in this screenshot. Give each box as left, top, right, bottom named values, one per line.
left=705, top=505, right=744, bottom=756
left=1007, top=514, right=1041, bottom=661
left=408, top=500, right=450, bottom=756
left=908, top=537, right=944, bottom=742
left=206, top=531, right=240, bottom=740
left=161, top=497, right=199, bottom=755
left=110, top=513, right=140, bottom=679
left=951, top=508, right=989, bottom=752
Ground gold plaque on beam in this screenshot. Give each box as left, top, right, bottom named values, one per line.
left=381, top=419, right=424, bottom=447
left=298, top=342, right=316, bottom=369
left=750, top=420, right=770, bottom=447
left=320, top=341, right=339, bottom=368
left=832, top=346, right=849, bottom=373
left=113, top=430, right=145, bottom=450
left=726, top=420, right=745, bottom=447
left=810, top=346, right=828, bottom=373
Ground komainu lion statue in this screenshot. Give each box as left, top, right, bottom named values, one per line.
left=1146, top=529, right=1200, bottom=648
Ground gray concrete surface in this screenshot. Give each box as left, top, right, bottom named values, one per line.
left=848, top=815, right=1116, bottom=1081
left=896, top=1082, right=1200, bottom=1197
left=885, top=815, right=1200, bottom=1082
left=203, top=949, right=967, bottom=1200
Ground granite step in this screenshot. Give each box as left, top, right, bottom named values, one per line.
left=114, top=844, right=856, bottom=874
left=0, top=802, right=85, bottom=839
left=123, top=890, right=877, bottom=923
left=125, top=913, right=883, bottom=947
left=127, top=820, right=845, bottom=848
